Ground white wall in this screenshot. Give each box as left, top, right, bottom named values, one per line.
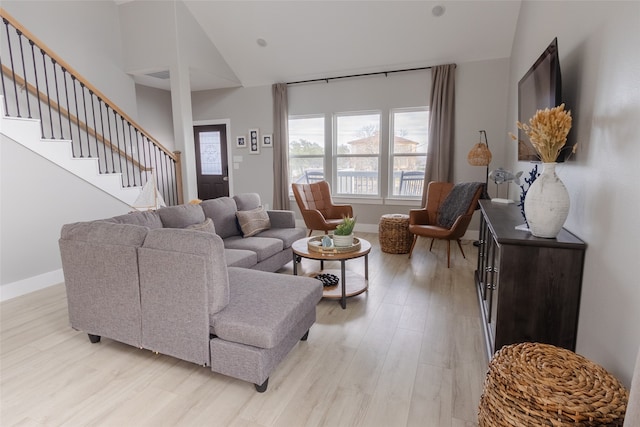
left=505, top=1, right=640, bottom=386
left=191, top=58, right=510, bottom=229
left=135, top=84, right=175, bottom=152
left=0, top=136, right=131, bottom=291
left=192, top=85, right=275, bottom=202
left=2, top=1, right=139, bottom=121
left=0, top=1, right=146, bottom=299
left=118, top=1, right=176, bottom=75
left=455, top=58, right=511, bottom=231
left=119, top=0, right=239, bottom=85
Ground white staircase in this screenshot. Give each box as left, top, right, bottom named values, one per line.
left=0, top=96, right=142, bottom=206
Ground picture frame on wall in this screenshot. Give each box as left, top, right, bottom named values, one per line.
left=248, top=129, right=260, bottom=154
left=262, top=134, right=273, bottom=148
left=236, top=136, right=247, bottom=148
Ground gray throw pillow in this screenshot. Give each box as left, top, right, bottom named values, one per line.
left=233, top=193, right=261, bottom=211
left=236, top=207, right=271, bottom=237
left=200, top=197, right=240, bottom=238
left=186, top=218, right=216, bottom=234
left=157, top=204, right=205, bottom=228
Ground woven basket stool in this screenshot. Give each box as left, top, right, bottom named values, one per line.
left=379, top=214, right=412, bottom=254
left=478, top=342, right=629, bottom=426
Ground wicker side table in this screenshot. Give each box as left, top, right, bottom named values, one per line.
left=478, top=342, right=629, bottom=426
left=379, top=214, right=412, bottom=254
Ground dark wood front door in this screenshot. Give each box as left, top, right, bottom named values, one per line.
left=194, top=124, right=229, bottom=200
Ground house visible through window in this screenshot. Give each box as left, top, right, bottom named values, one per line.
left=391, top=108, right=429, bottom=197
left=335, top=112, right=380, bottom=196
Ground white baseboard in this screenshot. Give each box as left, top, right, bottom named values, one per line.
left=0, top=269, right=64, bottom=302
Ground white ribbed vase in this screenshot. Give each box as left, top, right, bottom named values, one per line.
left=332, top=234, right=354, bottom=247
left=524, top=163, right=570, bottom=238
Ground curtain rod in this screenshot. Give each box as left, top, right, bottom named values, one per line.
left=286, top=65, right=433, bottom=86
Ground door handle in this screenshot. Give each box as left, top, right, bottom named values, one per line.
left=223, top=176, right=229, bottom=181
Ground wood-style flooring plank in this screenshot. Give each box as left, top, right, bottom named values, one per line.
left=407, top=363, right=453, bottom=427
left=0, top=236, right=485, bottom=427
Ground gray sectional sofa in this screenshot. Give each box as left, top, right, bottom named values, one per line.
left=59, top=194, right=322, bottom=392
left=108, top=193, right=304, bottom=272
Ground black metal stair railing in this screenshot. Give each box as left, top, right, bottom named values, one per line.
left=0, top=9, right=183, bottom=206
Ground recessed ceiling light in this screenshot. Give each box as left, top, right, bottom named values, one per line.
left=432, top=5, right=445, bottom=17
left=256, top=38, right=267, bottom=47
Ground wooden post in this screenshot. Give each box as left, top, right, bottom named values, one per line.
left=173, top=151, right=184, bottom=205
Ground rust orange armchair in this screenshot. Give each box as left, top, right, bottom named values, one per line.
left=408, top=181, right=484, bottom=267
left=292, top=181, right=353, bottom=237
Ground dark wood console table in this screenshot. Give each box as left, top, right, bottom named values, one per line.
left=475, top=200, right=586, bottom=361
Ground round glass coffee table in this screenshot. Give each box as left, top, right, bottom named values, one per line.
left=292, top=237, right=371, bottom=309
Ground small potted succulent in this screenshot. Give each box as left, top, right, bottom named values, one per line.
left=333, top=216, right=356, bottom=247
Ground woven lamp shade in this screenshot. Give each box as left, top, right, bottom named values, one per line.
left=467, top=143, right=492, bottom=166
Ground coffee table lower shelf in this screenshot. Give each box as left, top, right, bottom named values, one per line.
left=292, top=236, right=371, bottom=309
left=311, top=269, right=368, bottom=300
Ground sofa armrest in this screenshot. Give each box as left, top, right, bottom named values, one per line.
left=326, top=204, right=353, bottom=219
left=409, top=208, right=431, bottom=225
left=267, top=210, right=296, bottom=228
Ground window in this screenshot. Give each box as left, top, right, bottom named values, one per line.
left=335, top=112, right=380, bottom=196
left=390, top=108, right=428, bottom=197
left=287, top=108, right=428, bottom=200
left=288, top=116, right=325, bottom=188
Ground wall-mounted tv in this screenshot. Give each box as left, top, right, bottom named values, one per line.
left=518, top=37, right=570, bottom=162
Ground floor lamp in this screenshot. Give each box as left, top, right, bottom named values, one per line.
left=468, top=130, right=492, bottom=189
left=467, top=130, right=492, bottom=246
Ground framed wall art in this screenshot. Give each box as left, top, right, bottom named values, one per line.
left=248, top=128, right=260, bottom=154
left=262, top=134, right=273, bottom=148
left=236, top=135, right=247, bottom=148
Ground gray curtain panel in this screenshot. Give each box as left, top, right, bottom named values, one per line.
left=423, top=64, right=456, bottom=207
left=272, top=83, right=290, bottom=210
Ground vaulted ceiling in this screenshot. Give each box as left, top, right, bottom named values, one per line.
left=122, top=1, right=522, bottom=91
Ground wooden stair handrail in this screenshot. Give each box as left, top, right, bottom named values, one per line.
left=0, top=7, right=176, bottom=162
left=1, top=64, right=152, bottom=172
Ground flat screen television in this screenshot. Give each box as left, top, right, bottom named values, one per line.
left=518, top=37, right=570, bottom=162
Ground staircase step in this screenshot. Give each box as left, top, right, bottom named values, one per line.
left=1, top=102, right=142, bottom=206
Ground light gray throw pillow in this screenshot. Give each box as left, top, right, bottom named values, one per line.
left=236, top=207, right=271, bottom=237
left=186, top=218, right=216, bottom=234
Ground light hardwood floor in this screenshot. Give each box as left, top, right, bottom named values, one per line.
left=0, top=233, right=488, bottom=427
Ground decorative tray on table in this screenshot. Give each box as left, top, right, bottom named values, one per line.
left=307, top=236, right=361, bottom=254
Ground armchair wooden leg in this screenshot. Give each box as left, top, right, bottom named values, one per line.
left=447, top=240, right=451, bottom=268
left=308, top=229, right=313, bottom=237
left=456, top=239, right=466, bottom=259
left=429, top=238, right=435, bottom=252
left=408, top=235, right=418, bottom=258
